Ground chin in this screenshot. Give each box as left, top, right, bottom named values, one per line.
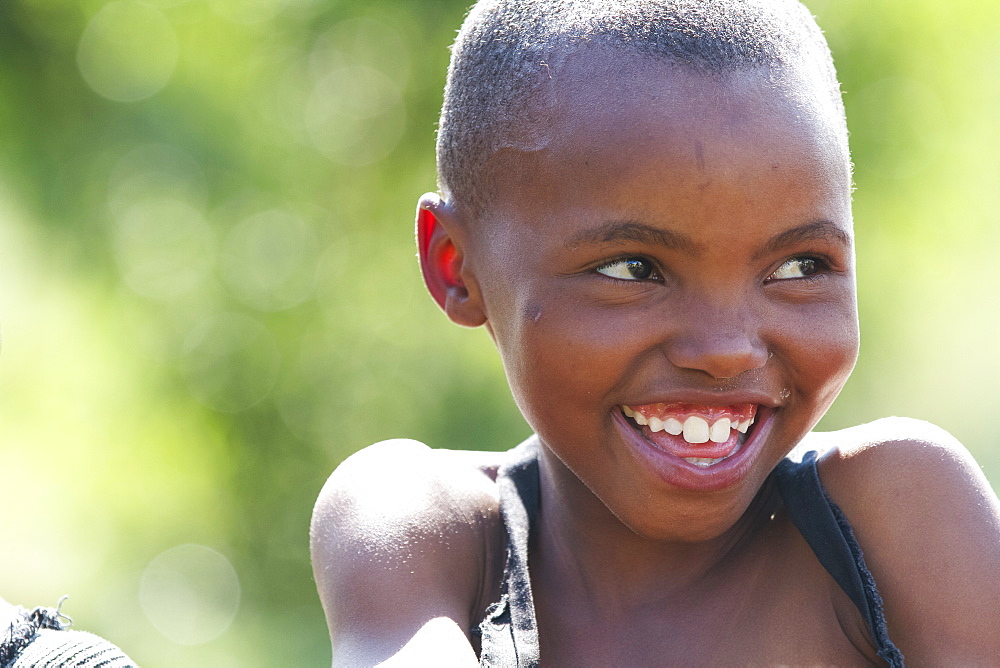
left=612, top=482, right=768, bottom=545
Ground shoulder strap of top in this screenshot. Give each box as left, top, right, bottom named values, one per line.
left=479, top=443, right=903, bottom=667
left=774, top=450, right=905, bottom=668
left=478, top=438, right=541, bottom=668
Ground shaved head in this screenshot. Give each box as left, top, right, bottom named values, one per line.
left=436, top=0, right=847, bottom=216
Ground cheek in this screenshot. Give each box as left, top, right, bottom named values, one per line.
left=775, top=298, right=859, bottom=405
left=494, top=298, right=635, bottom=432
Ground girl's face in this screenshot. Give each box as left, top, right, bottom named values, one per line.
left=466, top=52, right=858, bottom=541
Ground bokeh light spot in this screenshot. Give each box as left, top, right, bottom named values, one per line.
left=309, top=17, right=410, bottom=87
left=208, top=0, right=308, bottom=25
left=313, top=238, right=352, bottom=306
left=304, top=65, right=405, bottom=165
left=180, top=312, right=281, bottom=413
left=276, top=329, right=373, bottom=445
left=113, top=197, right=214, bottom=300
left=221, top=209, right=318, bottom=312
left=107, top=144, right=208, bottom=219
left=139, top=544, right=240, bottom=646
left=76, top=1, right=178, bottom=102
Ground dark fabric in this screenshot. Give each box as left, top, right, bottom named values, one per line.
left=478, top=439, right=541, bottom=668
left=1, top=600, right=136, bottom=668
left=478, top=442, right=904, bottom=667
left=774, top=451, right=905, bottom=667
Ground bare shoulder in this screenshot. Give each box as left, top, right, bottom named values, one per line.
left=311, top=439, right=505, bottom=552
left=812, top=418, right=1000, bottom=663
left=310, top=439, right=508, bottom=666
left=812, top=416, right=994, bottom=508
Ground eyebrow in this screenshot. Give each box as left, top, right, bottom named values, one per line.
left=751, top=220, right=852, bottom=260
left=565, top=221, right=702, bottom=254
left=565, top=218, right=852, bottom=259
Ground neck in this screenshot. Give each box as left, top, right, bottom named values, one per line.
left=532, top=445, right=781, bottom=612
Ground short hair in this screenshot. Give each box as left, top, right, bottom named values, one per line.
left=436, top=0, right=847, bottom=216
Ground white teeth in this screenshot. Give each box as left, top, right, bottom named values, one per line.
left=663, top=417, right=683, bottom=435
left=625, top=407, right=757, bottom=442
left=683, top=443, right=743, bottom=468
left=709, top=418, right=731, bottom=443
left=737, top=416, right=754, bottom=433
left=683, top=456, right=724, bottom=467
left=682, top=416, right=710, bottom=444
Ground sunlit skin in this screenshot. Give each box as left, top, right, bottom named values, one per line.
left=430, top=50, right=863, bottom=661
left=466, top=52, right=858, bottom=549
left=311, top=45, right=1000, bottom=667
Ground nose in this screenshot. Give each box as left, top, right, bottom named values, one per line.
left=663, top=305, right=769, bottom=380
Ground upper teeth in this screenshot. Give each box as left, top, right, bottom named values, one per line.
left=708, top=418, right=730, bottom=443
left=622, top=406, right=754, bottom=445
left=683, top=416, right=710, bottom=443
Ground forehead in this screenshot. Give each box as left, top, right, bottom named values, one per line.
left=484, top=47, right=851, bottom=231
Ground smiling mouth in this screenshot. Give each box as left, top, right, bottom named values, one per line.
left=621, top=403, right=758, bottom=467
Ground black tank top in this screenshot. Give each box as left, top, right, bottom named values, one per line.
left=476, top=438, right=904, bottom=667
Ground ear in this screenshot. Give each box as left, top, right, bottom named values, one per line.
left=415, top=193, right=487, bottom=327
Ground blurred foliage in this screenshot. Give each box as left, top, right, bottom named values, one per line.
left=0, top=0, right=996, bottom=665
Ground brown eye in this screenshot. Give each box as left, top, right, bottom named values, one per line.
left=597, top=257, right=657, bottom=280
left=769, top=257, right=820, bottom=281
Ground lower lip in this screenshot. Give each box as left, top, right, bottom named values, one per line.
left=614, top=406, right=775, bottom=492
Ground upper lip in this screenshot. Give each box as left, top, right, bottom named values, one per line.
left=621, top=388, right=783, bottom=410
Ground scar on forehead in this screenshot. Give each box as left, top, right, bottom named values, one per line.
left=695, top=141, right=706, bottom=172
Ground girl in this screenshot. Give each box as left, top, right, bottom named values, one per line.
left=311, top=1, right=1000, bottom=664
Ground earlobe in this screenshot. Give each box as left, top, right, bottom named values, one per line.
left=415, top=194, right=487, bottom=327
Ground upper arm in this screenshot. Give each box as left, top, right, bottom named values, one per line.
left=818, top=418, right=1000, bottom=663
left=310, top=439, right=502, bottom=666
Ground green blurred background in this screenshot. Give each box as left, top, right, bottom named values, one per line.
left=0, top=0, right=996, bottom=664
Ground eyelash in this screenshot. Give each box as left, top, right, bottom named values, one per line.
left=592, top=255, right=834, bottom=283
left=765, top=255, right=832, bottom=283
left=594, top=256, right=662, bottom=282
